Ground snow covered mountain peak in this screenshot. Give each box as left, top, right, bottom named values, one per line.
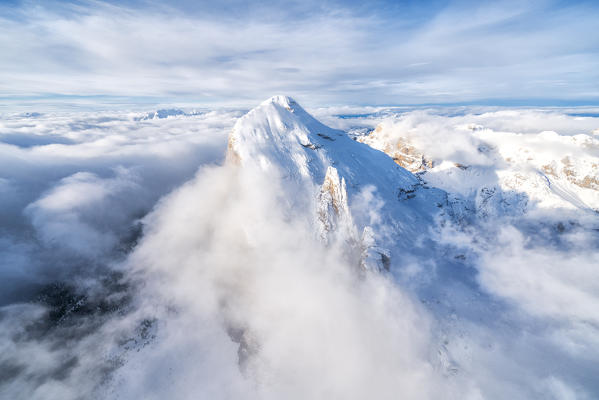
left=226, top=96, right=450, bottom=268
left=227, top=95, right=332, bottom=170
left=227, top=96, right=417, bottom=187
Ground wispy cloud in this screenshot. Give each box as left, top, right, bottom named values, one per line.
left=1, top=0, right=598, bottom=106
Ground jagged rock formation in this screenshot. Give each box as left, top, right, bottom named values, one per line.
left=359, top=226, right=391, bottom=272
left=359, top=124, right=433, bottom=172
left=317, top=166, right=356, bottom=244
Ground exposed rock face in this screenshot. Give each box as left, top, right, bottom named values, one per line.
left=542, top=156, right=599, bottom=191
left=226, top=132, right=242, bottom=164
left=316, top=167, right=391, bottom=272
left=317, top=166, right=356, bottom=244
left=359, top=226, right=390, bottom=272
left=359, top=125, right=433, bottom=172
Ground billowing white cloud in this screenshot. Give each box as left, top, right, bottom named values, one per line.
left=0, top=108, right=237, bottom=303
left=110, top=165, right=466, bottom=399
left=478, top=226, right=599, bottom=325
left=24, top=168, right=141, bottom=258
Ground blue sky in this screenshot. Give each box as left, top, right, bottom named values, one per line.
left=1, top=0, right=598, bottom=106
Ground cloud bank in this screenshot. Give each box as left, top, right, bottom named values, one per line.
left=1, top=105, right=599, bottom=399
left=0, top=108, right=238, bottom=303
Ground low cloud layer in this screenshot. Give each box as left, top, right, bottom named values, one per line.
left=0, top=109, right=238, bottom=303
left=1, top=106, right=599, bottom=399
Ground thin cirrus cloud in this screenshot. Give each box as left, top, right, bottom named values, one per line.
left=0, top=0, right=598, bottom=106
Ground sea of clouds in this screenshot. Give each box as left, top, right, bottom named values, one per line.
left=1, top=106, right=598, bottom=399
